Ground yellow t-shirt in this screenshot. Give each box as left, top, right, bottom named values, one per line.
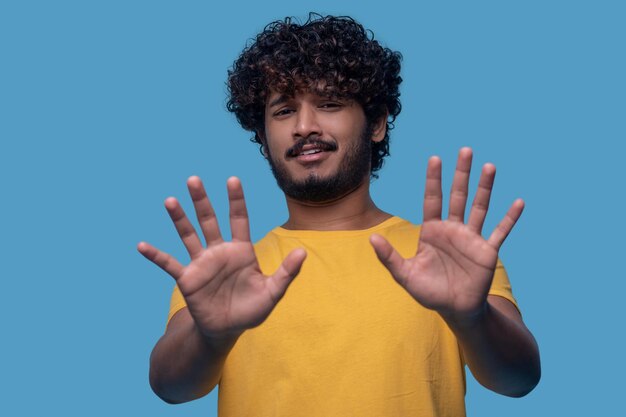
left=168, top=216, right=517, bottom=417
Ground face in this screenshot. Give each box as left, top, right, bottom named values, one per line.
left=262, top=91, right=381, bottom=203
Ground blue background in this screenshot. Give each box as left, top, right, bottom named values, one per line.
left=1, top=0, right=624, bottom=415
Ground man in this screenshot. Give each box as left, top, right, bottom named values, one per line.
left=138, top=14, right=540, bottom=417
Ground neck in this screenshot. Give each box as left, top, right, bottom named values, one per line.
left=281, top=179, right=391, bottom=231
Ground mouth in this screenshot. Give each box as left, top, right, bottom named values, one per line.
left=299, top=147, right=323, bottom=156
left=286, top=139, right=338, bottom=159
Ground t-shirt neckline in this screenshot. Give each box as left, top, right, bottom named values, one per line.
left=271, top=216, right=405, bottom=238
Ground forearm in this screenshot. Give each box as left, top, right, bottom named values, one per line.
left=149, top=310, right=240, bottom=404
left=443, top=297, right=541, bottom=397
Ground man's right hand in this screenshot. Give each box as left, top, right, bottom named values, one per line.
left=138, top=176, right=307, bottom=340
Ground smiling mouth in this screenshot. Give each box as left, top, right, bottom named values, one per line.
left=286, top=139, right=338, bottom=159
left=299, top=148, right=323, bottom=156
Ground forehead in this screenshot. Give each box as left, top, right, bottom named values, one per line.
left=265, top=88, right=346, bottom=107
left=264, top=76, right=349, bottom=102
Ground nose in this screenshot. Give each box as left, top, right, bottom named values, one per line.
left=293, top=104, right=321, bottom=139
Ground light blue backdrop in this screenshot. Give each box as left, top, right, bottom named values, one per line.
left=1, top=0, right=624, bottom=415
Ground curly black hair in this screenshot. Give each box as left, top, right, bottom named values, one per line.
left=226, top=13, right=402, bottom=176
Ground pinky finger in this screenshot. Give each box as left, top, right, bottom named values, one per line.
left=137, top=241, right=185, bottom=280
left=487, top=199, right=525, bottom=250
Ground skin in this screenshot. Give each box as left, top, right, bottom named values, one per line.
left=139, top=91, right=540, bottom=403
left=369, top=151, right=540, bottom=396
left=262, top=91, right=391, bottom=230
left=138, top=177, right=307, bottom=403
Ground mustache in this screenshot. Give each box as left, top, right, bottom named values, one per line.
left=285, top=137, right=338, bottom=158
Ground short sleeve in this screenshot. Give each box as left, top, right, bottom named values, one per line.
left=489, top=258, right=520, bottom=313
left=166, top=285, right=188, bottom=327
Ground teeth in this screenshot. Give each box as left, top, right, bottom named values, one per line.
left=300, top=149, right=321, bottom=155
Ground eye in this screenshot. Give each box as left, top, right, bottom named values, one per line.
left=319, top=102, right=343, bottom=110
left=273, top=108, right=294, bottom=117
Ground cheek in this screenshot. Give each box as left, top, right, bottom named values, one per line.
left=264, top=122, right=292, bottom=146
left=327, top=111, right=367, bottom=138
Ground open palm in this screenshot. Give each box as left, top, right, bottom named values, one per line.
left=138, top=177, right=306, bottom=338
left=370, top=148, right=524, bottom=320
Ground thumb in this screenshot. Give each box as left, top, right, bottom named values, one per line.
left=369, top=234, right=407, bottom=286
left=267, top=248, right=307, bottom=300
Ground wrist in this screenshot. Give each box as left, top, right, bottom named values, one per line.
left=440, top=302, right=489, bottom=331
left=193, top=325, right=242, bottom=355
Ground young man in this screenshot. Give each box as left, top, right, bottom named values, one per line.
left=138, top=14, right=540, bottom=417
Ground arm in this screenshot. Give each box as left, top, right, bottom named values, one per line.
left=149, top=308, right=239, bottom=403
left=139, top=176, right=306, bottom=404
left=370, top=148, right=540, bottom=397
left=444, top=295, right=540, bottom=397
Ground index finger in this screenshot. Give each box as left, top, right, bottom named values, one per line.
left=423, top=156, right=443, bottom=222
left=227, top=177, right=251, bottom=242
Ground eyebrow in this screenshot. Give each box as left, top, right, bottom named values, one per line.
left=268, top=95, right=289, bottom=108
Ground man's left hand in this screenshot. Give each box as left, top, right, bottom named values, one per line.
left=370, top=147, right=524, bottom=324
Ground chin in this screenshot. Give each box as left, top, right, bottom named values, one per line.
left=282, top=171, right=368, bottom=203
left=267, top=138, right=372, bottom=204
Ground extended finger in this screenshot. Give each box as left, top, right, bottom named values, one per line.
left=187, top=176, right=223, bottom=246
left=165, top=197, right=204, bottom=258
left=487, top=199, right=525, bottom=249
left=448, top=147, right=472, bottom=222
left=137, top=241, right=184, bottom=279
left=423, top=156, right=443, bottom=222
left=266, top=248, right=307, bottom=302
left=467, top=163, right=496, bottom=234
left=369, top=234, right=408, bottom=286
left=227, top=177, right=251, bottom=242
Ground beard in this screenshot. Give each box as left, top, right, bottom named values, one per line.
left=265, top=124, right=373, bottom=203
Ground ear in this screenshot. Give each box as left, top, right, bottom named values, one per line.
left=256, top=130, right=269, bottom=157
left=371, top=113, right=388, bottom=143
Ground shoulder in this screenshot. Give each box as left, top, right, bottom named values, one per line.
left=251, top=228, right=294, bottom=273
left=253, top=228, right=283, bottom=251
left=375, top=216, right=422, bottom=257
left=379, top=216, right=421, bottom=238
